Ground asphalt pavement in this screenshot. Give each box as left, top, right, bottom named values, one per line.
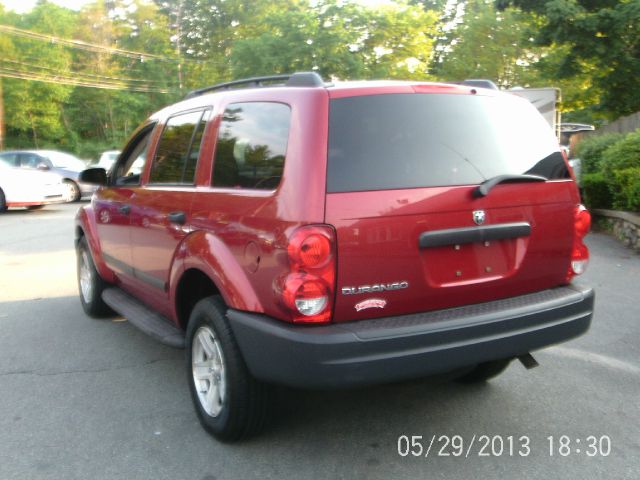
left=0, top=203, right=638, bottom=479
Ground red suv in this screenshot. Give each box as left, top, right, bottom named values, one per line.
left=75, top=72, right=594, bottom=441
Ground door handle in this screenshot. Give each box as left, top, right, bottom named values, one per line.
left=118, top=204, right=131, bottom=215
left=167, top=211, right=186, bottom=225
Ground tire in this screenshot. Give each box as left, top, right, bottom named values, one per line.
left=62, top=179, right=81, bottom=202
left=455, top=358, right=512, bottom=384
left=186, top=296, right=270, bottom=442
left=27, top=205, right=46, bottom=210
left=0, top=188, right=7, bottom=212
left=76, top=236, right=114, bottom=317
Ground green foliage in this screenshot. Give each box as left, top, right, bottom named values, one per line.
left=1, top=0, right=638, bottom=156
left=230, top=0, right=437, bottom=80
left=579, top=130, right=640, bottom=212
left=601, top=130, right=640, bottom=179
left=609, top=167, right=640, bottom=212
left=581, top=172, right=612, bottom=210
left=497, top=0, right=640, bottom=120
left=437, top=0, right=544, bottom=88
left=573, top=133, right=625, bottom=174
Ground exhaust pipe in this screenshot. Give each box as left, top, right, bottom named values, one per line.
left=518, top=353, right=539, bottom=370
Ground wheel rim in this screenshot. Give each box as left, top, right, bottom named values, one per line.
left=63, top=182, right=78, bottom=202
left=79, top=250, right=94, bottom=303
left=192, top=326, right=227, bottom=417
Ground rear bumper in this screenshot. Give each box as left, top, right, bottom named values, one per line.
left=227, top=284, right=594, bottom=388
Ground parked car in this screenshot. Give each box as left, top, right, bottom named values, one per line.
left=0, top=158, right=66, bottom=211
left=75, top=73, right=595, bottom=441
left=0, top=150, right=97, bottom=202
left=94, top=150, right=121, bottom=172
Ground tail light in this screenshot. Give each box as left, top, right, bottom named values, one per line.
left=566, top=204, right=591, bottom=282
left=280, top=225, right=336, bottom=323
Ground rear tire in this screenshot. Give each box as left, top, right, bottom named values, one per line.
left=455, top=358, right=512, bottom=384
left=77, top=236, right=114, bottom=317
left=186, top=296, right=270, bottom=442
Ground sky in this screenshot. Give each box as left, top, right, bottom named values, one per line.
left=1, top=0, right=396, bottom=14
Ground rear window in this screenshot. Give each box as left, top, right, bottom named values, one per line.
left=327, top=93, right=568, bottom=193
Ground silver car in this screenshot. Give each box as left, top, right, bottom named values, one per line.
left=0, top=150, right=97, bottom=202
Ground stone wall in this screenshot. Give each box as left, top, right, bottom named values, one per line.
left=593, top=209, right=640, bottom=252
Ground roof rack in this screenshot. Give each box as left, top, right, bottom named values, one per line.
left=459, top=79, right=499, bottom=90
left=184, top=72, right=324, bottom=99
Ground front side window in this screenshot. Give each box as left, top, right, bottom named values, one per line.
left=149, top=109, right=209, bottom=185
left=19, top=153, right=47, bottom=169
left=212, top=102, right=291, bottom=190
left=113, top=124, right=156, bottom=186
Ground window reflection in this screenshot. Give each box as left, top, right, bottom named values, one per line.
left=213, top=102, right=290, bottom=190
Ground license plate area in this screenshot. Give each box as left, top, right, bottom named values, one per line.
left=421, top=237, right=528, bottom=287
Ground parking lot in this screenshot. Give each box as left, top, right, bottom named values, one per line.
left=0, top=202, right=638, bottom=479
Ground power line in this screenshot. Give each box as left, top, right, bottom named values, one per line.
left=0, top=58, right=173, bottom=85
left=0, top=24, right=205, bottom=64
left=0, top=67, right=172, bottom=93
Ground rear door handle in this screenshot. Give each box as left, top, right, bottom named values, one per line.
left=118, top=204, right=131, bottom=215
left=167, top=211, right=186, bottom=225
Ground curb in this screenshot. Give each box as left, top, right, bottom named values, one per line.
left=593, top=209, right=640, bottom=253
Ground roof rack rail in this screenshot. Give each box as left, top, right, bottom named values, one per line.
left=184, top=72, right=324, bottom=99
left=459, top=79, right=499, bottom=90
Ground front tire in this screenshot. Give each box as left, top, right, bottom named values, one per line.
left=77, top=236, right=114, bottom=317
left=186, top=296, right=269, bottom=442
left=63, top=180, right=81, bottom=202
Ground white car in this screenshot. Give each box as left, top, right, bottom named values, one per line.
left=0, top=159, right=66, bottom=211
left=95, top=150, right=121, bottom=172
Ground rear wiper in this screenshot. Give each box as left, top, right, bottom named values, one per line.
left=472, top=174, right=546, bottom=198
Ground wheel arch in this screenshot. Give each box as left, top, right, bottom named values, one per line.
left=75, top=206, right=117, bottom=283
left=170, top=230, right=264, bottom=329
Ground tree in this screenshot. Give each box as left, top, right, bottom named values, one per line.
left=436, top=0, right=545, bottom=87
left=2, top=2, right=76, bottom=148
left=230, top=0, right=438, bottom=81
left=497, top=0, right=640, bottom=119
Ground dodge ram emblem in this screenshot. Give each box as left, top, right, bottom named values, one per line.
left=473, top=210, right=486, bottom=225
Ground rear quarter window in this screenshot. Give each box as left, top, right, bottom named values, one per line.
left=327, top=93, right=568, bottom=193
left=212, top=102, right=291, bottom=190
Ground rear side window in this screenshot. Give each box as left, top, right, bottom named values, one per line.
left=150, top=109, right=209, bottom=185
left=212, top=102, right=290, bottom=190
left=327, top=93, right=569, bottom=193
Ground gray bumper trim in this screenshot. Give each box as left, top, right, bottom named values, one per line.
left=227, top=285, right=594, bottom=389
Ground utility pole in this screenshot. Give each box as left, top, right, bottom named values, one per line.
left=176, top=1, right=184, bottom=92
left=0, top=78, right=4, bottom=151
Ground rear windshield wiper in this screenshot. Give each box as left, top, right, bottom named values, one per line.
left=472, top=174, right=547, bottom=198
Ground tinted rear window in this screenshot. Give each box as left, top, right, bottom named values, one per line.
left=327, top=93, right=568, bottom=193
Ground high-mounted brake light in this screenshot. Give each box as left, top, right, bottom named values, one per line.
left=281, top=226, right=336, bottom=323
left=566, top=204, right=591, bottom=282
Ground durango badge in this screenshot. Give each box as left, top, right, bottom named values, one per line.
left=355, top=298, right=387, bottom=312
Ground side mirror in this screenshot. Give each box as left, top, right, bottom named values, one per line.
left=36, top=162, right=50, bottom=171
left=79, top=167, right=108, bottom=185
